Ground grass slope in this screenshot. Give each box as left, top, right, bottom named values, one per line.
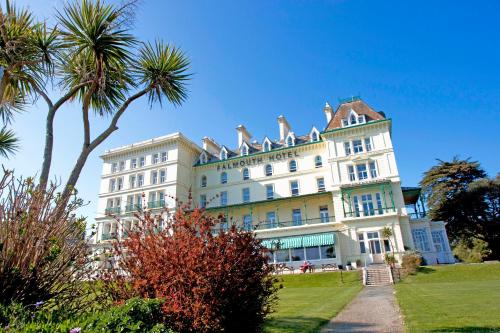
left=395, top=263, right=500, bottom=332
left=264, top=271, right=362, bottom=333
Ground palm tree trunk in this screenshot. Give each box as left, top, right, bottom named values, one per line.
left=61, top=146, right=91, bottom=200
left=39, top=107, right=56, bottom=189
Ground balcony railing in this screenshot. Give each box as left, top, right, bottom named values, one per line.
left=344, top=207, right=395, bottom=218
left=148, top=200, right=165, bottom=209
left=255, top=216, right=336, bottom=231
left=105, top=207, right=121, bottom=214
left=101, top=232, right=117, bottom=241
left=409, top=212, right=426, bottom=219
left=125, top=204, right=142, bottom=212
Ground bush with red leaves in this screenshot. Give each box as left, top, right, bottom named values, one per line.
left=101, top=200, right=279, bottom=333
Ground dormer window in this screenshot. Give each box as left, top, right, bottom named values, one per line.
left=310, top=127, right=320, bottom=142
left=350, top=114, right=357, bottom=124
left=285, top=133, right=295, bottom=147
left=358, top=115, right=366, bottom=124
left=220, top=148, right=228, bottom=160
left=263, top=138, right=272, bottom=152
left=240, top=143, right=249, bottom=156
left=342, top=110, right=365, bottom=127
left=200, top=152, right=207, bottom=164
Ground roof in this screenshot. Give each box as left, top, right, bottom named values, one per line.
left=325, top=98, right=385, bottom=131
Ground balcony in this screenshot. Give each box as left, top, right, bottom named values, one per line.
left=125, top=204, right=142, bottom=212
left=344, top=207, right=395, bottom=218
left=254, top=216, right=336, bottom=231
left=104, top=207, right=121, bottom=215
left=101, top=232, right=117, bottom=241
left=409, top=212, right=426, bottom=220
left=148, top=200, right=165, bottom=209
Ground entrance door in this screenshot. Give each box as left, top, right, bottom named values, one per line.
left=367, top=231, right=383, bottom=263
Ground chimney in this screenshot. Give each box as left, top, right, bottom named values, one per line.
left=236, top=125, right=252, bottom=148
left=324, top=102, right=334, bottom=124
left=202, top=137, right=220, bottom=156
left=277, top=115, right=291, bottom=141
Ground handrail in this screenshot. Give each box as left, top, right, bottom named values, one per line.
left=409, top=212, right=426, bottom=219
left=345, top=207, right=394, bottom=218
left=254, top=216, right=336, bottom=231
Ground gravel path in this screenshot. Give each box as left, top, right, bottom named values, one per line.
left=319, top=285, right=404, bottom=333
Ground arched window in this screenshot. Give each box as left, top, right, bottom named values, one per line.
left=220, top=149, right=227, bottom=160
left=311, top=131, right=318, bottom=142
left=286, top=136, right=294, bottom=147
left=201, top=175, right=207, bottom=187
left=263, top=141, right=271, bottom=152
left=265, top=164, right=273, bottom=176
left=350, top=114, right=357, bottom=125
left=315, top=155, right=322, bottom=168
left=243, top=168, right=250, bottom=180
left=289, top=160, right=297, bottom=172
left=200, top=153, right=207, bottom=164
left=221, top=172, right=228, bottom=184
left=241, top=145, right=248, bottom=156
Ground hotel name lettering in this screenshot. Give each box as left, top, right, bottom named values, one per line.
left=216, top=151, right=299, bottom=171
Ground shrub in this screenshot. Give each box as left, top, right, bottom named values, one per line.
left=453, top=238, right=491, bottom=263
left=384, top=253, right=396, bottom=266
left=401, top=251, right=423, bottom=274
left=101, top=200, right=279, bottom=333
left=0, top=171, right=96, bottom=311
left=0, top=298, right=174, bottom=333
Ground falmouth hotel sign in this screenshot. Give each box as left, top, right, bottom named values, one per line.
left=216, top=150, right=300, bottom=171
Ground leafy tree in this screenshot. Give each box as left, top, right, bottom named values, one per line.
left=101, top=200, right=279, bottom=333
left=420, top=157, right=500, bottom=259
left=1, top=0, right=191, bottom=199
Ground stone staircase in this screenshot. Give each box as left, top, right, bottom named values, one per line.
left=364, top=264, right=393, bottom=286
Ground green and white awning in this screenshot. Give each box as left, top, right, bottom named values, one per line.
left=261, top=232, right=335, bottom=250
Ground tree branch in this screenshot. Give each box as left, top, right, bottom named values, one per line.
left=53, top=81, right=92, bottom=111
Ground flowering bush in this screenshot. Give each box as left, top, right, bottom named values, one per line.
left=101, top=199, right=279, bottom=333
left=401, top=250, right=423, bottom=275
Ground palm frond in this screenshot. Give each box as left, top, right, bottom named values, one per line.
left=135, top=40, right=191, bottom=107
left=0, top=91, right=26, bottom=124
left=0, top=126, right=19, bottom=158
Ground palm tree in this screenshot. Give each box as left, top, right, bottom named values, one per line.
left=381, top=226, right=396, bottom=267
left=0, top=126, right=18, bottom=158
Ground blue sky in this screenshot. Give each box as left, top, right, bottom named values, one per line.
left=6, top=0, right=500, bottom=226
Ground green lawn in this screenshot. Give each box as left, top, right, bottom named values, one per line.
left=395, top=263, right=500, bottom=332
left=263, top=271, right=362, bottom=333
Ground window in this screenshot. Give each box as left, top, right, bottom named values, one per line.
left=412, top=229, right=430, bottom=252
left=139, top=156, right=145, bottom=167
left=357, top=164, right=368, bottom=180
left=161, top=151, right=167, bottom=162
left=265, top=164, right=273, bottom=176
left=384, top=239, right=391, bottom=252
left=109, top=179, right=116, bottom=192
left=241, top=145, right=248, bottom=156
left=160, top=170, right=166, bottom=183
left=315, top=155, right=322, bottom=168
left=131, top=158, right=137, bottom=169
left=243, top=214, right=252, bottom=231
left=276, top=249, right=290, bottom=262
left=353, top=139, right=363, bottom=153
left=266, top=211, right=277, bottom=228
left=311, top=131, right=319, bottom=142
left=266, top=184, right=274, bottom=200
left=320, top=245, right=336, bottom=258
left=137, top=174, right=144, bottom=187
left=129, top=175, right=136, bottom=188
left=319, top=206, right=329, bottom=223
left=220, top=149, right=227, bottom=160
left=135, top=194, right=142, bottom=208
left=305, top=246, right=320, bottom=260
left=289, top=160, right=297, bottom=172
left=348, top=165, right=356, bottom=181
left=317, top=177, right=325, bottom=192
left=117, top=177, right=123, bottom=190
left=242, top=168, right=250, bottom=180
left=376, top=193, right=384, bottom=214
left=290, top=180, right=299, bottom=196
left=358, top=115, right=366, bottom=124
left=220, top=172, right=227, bottom=184
left=111, top=163, right=118, bottom=173
left=342, top=119, right=349, bottom=127
left=263, top=141, right=271, bottom=152
left=350, top=113, right=357, bottom=124
left=369, top=161, right=378, bottom=178
left=361, top=194, right=375, bottom=216
left=291, top=248, right=303, bottom=261
left=365, top=138, right=372, bottom=152
left=286, top=135, right=294, bottom=147
left=119, top=161, right=125, bottom=171
left=358, top=233, right=366, bottom=253
left=432, top=230, right=447, bottom=252
left=344, top=142, right=351, bottom=156
left=201, top=175, right=207, bottom=187
left=353, top=196, right=360, bottom=217
left=151, top=171, right=158, bottom=184
left=242, top=188, right=250, bottom=203
left=200, top=153, right=207, bottom=164
left=292, top=209, right=302, bottom=226
left=153, top=153, right=159, bottom=164
left=200, top=194, right=206, bottom=208
left=220, top=191, right=227, bottom=206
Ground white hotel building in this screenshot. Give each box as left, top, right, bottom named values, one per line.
left=93, top=97, right=454, bottom=268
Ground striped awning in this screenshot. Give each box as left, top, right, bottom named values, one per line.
left=261, top=232, right=335, bottom=250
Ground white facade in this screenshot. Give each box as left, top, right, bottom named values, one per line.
left=92, top=98, right=453, bottom=268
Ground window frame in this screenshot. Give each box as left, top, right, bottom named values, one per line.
left=289, top=159, right=297, bottom=172
left=266, top=184, right=274, bottom=200
left=265, top=164, right=273, bottom=177
left=242, top=187, right=250, bottom=203
left=242, top=168, right=250, bottom=180
left=201, top=175, right=207, bottom=187
left=314, top=155, right=323, bottom=168
left=220, top=172, right=228, bottom=184
left=290, top=180, right=300, bottom=196
left=317, top=177, right=325, bottom=192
